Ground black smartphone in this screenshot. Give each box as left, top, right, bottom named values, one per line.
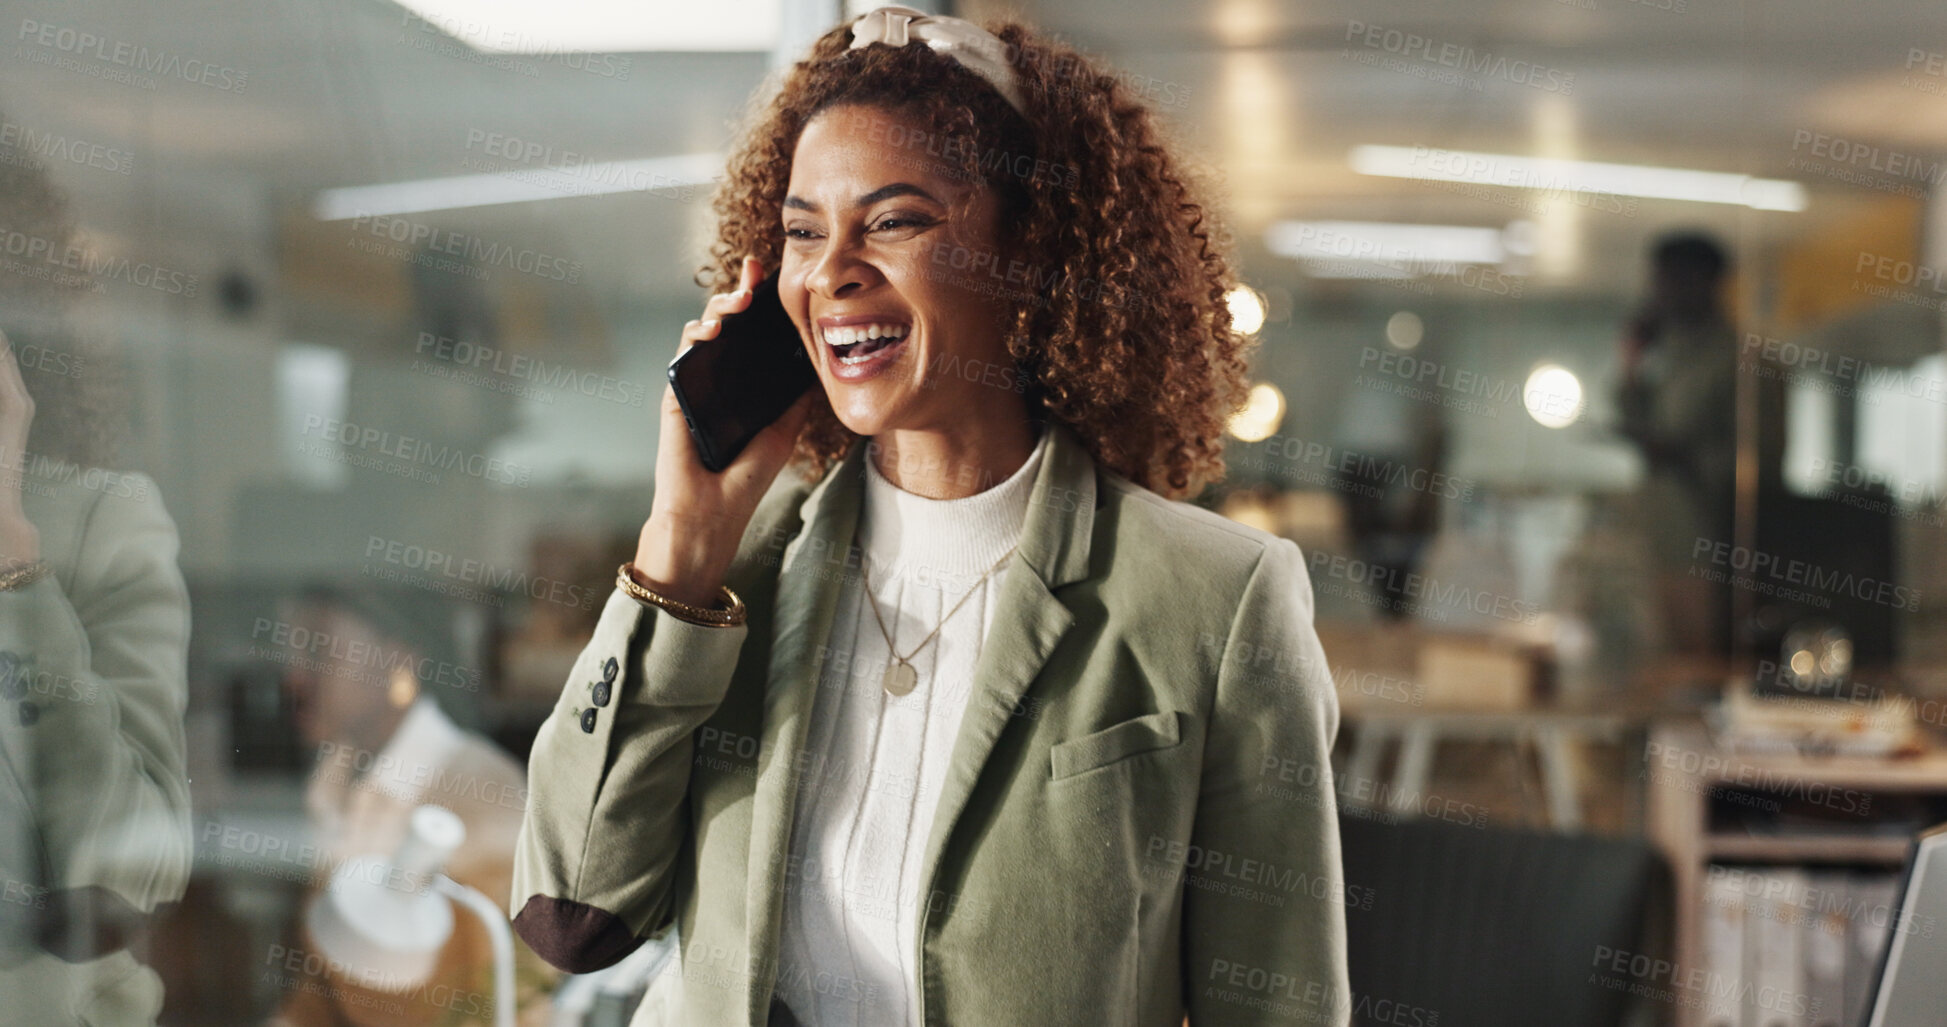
left=666, top=272, right=818, bottom=472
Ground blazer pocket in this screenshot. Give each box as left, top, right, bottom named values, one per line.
left=1050, top=710, right=1183, bottom=780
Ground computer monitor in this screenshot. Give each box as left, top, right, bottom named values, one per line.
left=1862, top=822, right=1947, bottom=1027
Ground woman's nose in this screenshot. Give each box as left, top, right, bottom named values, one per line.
left=807, top=234, right=877, bottom=299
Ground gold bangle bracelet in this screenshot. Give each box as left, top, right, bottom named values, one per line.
left=615, top=563, right=747, bottom=628
left=0, top=561, right=49, bottom=593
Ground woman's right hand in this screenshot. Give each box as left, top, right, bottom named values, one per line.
left=633, top=257, right=814, bottom=607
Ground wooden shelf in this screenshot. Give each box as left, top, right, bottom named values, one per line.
left=1703, top=832, right=1912, bottom=864
left=1645, top=718, right=1947, bottom=1027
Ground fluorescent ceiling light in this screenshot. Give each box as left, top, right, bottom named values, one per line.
left=389, top=0, right=779, bottom=53
left=312, top=153, right=722, bottom=219
left=1349, top=145, right=1808, bottom=212
left=1295, top=262, right=1418, bottom=280
left=1266, top=219, right=1511, bottom=267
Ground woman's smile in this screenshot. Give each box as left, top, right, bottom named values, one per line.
left=816, top=312, right=913, bottom=382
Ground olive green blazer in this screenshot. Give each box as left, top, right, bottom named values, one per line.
left=512, top=422, right=1350, bottom=1025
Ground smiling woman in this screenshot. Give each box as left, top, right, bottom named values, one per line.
left=511, top=6, right=1348, bottom=1027
left=711, top=11, right=1249, bottom=500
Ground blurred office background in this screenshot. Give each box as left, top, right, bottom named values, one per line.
left=4, top=0, right=1946, bottom=1024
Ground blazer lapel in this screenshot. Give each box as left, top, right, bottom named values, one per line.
left=741, top=423, right=1100, bottom=1024
left=744, top=440, right=867, bottom=1025
left=913, top=422, right=1096, bottom=948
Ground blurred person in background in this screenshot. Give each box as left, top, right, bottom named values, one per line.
left=267, top=584, right=554, bottom=1027
left=512, top=5, right=1347, bottom=1026
left=0, top=106, right=193, bottom=1024
left=1615, top=231, right=1739, bottom=657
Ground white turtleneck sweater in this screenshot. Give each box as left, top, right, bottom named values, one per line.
left=773, top=426, right=1048, bottom=1027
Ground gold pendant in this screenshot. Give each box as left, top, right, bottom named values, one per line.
left=883, top=660, right=918, bottom=696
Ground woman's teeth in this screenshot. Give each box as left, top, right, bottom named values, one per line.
left=822, top=323, right=910, bottom=365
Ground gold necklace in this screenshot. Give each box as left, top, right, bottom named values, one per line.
left=858, top=546, right=1017, bottom=696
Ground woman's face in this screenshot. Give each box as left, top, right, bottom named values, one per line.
left=779, top=103, right=1019, bottom=439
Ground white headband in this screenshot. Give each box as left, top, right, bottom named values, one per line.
left=847, top=4, right=1027, bottom=117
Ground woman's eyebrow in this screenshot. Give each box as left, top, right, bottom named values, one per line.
left=783, top=182, right=942, bottom=213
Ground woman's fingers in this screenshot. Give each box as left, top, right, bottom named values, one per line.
left=701, top=283, right=752, bottom=322
left=701, top=258, right=765, bottom=321
left=679, top=258, right=767, bottom=356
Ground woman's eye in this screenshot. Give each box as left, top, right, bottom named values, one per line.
left=783, top=226, right=821, bottom=240
left=872, top=215, right=932, bottom=232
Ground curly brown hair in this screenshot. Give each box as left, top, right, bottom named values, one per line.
left=701, top=14, right=1250, bottom=499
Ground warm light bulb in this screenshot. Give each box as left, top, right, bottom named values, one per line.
left=1523, top=364, right=1584, bottom=428
left=1228, top=382, right=1286, bottom=442
left=1227, top=286, right=1266, bottom=336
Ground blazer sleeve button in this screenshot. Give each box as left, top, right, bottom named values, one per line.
left=579, top=708, right=598, bottom=734
left=602, top=657, right=619, bottom=684
left=592, top=681, right=612, bottom=707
